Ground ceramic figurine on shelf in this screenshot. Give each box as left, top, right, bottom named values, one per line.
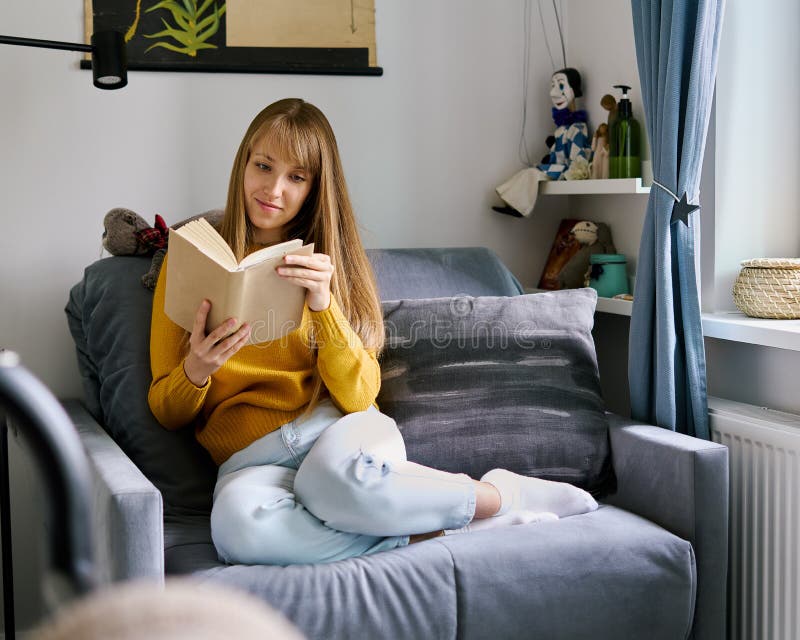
left=495, top=68, right=592, bottom=218
left=600, top=93, right=618, bottom=135
left=590, top=123, right=610, bottom=179
left=593, top=92, right=621, bottom=180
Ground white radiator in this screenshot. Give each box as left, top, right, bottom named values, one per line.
left=708, top=397, right=800, bottom=640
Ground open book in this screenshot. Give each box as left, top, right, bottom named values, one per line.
left=164, top=218, right=314, bottom=343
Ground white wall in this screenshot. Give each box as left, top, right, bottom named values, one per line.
left=0, top=0, right=567, bottom=399
left=712, top=0, right=800, bottom=312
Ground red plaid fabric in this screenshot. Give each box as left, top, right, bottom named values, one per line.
left=135, top=214, right=169, bottom=252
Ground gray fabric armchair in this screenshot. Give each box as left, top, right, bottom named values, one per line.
left=64, top=246, right=728, bottom=640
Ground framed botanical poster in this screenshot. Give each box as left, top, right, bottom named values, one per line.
left=82, top=0, right=381, bottom=75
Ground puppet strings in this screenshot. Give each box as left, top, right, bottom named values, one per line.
left=550, top=0, right=566, bottom=69
left=518, top=0, right=535, bottom=166
left=518, top=0, right=567, bottom=167
left=537, top=0, right=557, bottom=71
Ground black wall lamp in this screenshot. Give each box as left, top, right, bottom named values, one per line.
left=0, top=30, right=127, bottom=89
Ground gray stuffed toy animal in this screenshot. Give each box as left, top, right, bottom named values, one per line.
left=102, top=208, right=225, bottom=290
left=102, top=208, right=153, bottom=256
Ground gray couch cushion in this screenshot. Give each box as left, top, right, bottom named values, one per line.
left=164, top=505, right=694, bottom=640
left=366, top=247, right=523, bottom=300
left=440, top=505, right=696, bottom=640
left=378, top=289, right=614, bottom=494
left=65, top=256, right=217, bottom=516
left=179, top=536, right=458, bottom=640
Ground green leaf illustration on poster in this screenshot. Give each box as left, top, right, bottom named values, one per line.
left=144, top=0, right=226, bottom=57
left=83, top=0, right=382, bottom=75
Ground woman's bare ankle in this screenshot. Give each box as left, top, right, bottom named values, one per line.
left=472, top=480, right=502, bottom=520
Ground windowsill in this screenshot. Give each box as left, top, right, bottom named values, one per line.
left=525, top=289, right=800, bottom=351
left=701, top=312, right=800, bottom=352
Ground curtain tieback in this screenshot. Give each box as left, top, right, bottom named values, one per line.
left=651, top=180, right=700, bottom=226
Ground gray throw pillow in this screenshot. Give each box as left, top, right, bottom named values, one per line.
left=377, top=289, right=615, bottom=496
left=65, top=255, right=217, bottom=517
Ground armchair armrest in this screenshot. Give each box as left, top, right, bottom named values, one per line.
left=62, top=400, right=164, bottom=584
left=604, top=414, right=728, bottom=640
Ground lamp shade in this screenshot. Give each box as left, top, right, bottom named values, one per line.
left=91, top=30, right=127, bottom=89
left=0, top=29, right=127, bottom=90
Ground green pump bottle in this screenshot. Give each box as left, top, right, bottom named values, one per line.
left=609, top=84, right=641, bottom=179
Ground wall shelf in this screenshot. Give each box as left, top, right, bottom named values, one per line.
left=539, top=178, right=650, bottom=196
left=525, top=288, right=633, bottom=316
left=595, top=296, right=633, bottom=316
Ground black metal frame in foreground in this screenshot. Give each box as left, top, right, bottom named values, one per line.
left=0, top=353, right=96, bottom=639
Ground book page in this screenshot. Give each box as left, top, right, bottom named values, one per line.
left=175, top=219, right=238, bottom=271
left=197, top=219, right=238, bottom=267
left=238, top=238, right=304, bottom=270
left=238, top=243, right=315, bottom=343
left=191, top=220, right=226, bottom=254
left=164, top=231, right=242, bottom=333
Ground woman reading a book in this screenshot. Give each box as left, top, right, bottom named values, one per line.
left=148, top=98, right=597, bottom=566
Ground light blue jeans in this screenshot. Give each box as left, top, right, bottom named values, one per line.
left=210, top=400, right=476, bottom=566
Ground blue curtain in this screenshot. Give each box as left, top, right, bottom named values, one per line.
left=628, top=0, right=725, bottom=440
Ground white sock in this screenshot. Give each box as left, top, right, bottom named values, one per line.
left=444, top=510, right=558, bottom=535
left=481, top=469, right=598, bottom=518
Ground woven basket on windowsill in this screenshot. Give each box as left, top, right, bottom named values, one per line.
left=732, top=258, right=800, bottom=319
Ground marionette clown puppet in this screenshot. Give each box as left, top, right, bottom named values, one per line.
left=496, top=68, right=592, bottom=217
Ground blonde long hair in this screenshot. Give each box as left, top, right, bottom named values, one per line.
left=219, top=99, right=384, bottom=404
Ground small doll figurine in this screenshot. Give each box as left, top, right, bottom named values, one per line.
left=590, top=123, right=610, bottom=179
left=537, top=69, right=592, bottom=179
left=495, top=68, right=593, bottom=217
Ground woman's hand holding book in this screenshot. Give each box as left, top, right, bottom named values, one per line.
left=277, top=253, right=334, bottom=312
left=183, top=300, right=251, bottom=387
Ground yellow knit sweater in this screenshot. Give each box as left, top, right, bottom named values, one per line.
left=148, top=255, right=381, bottom=465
